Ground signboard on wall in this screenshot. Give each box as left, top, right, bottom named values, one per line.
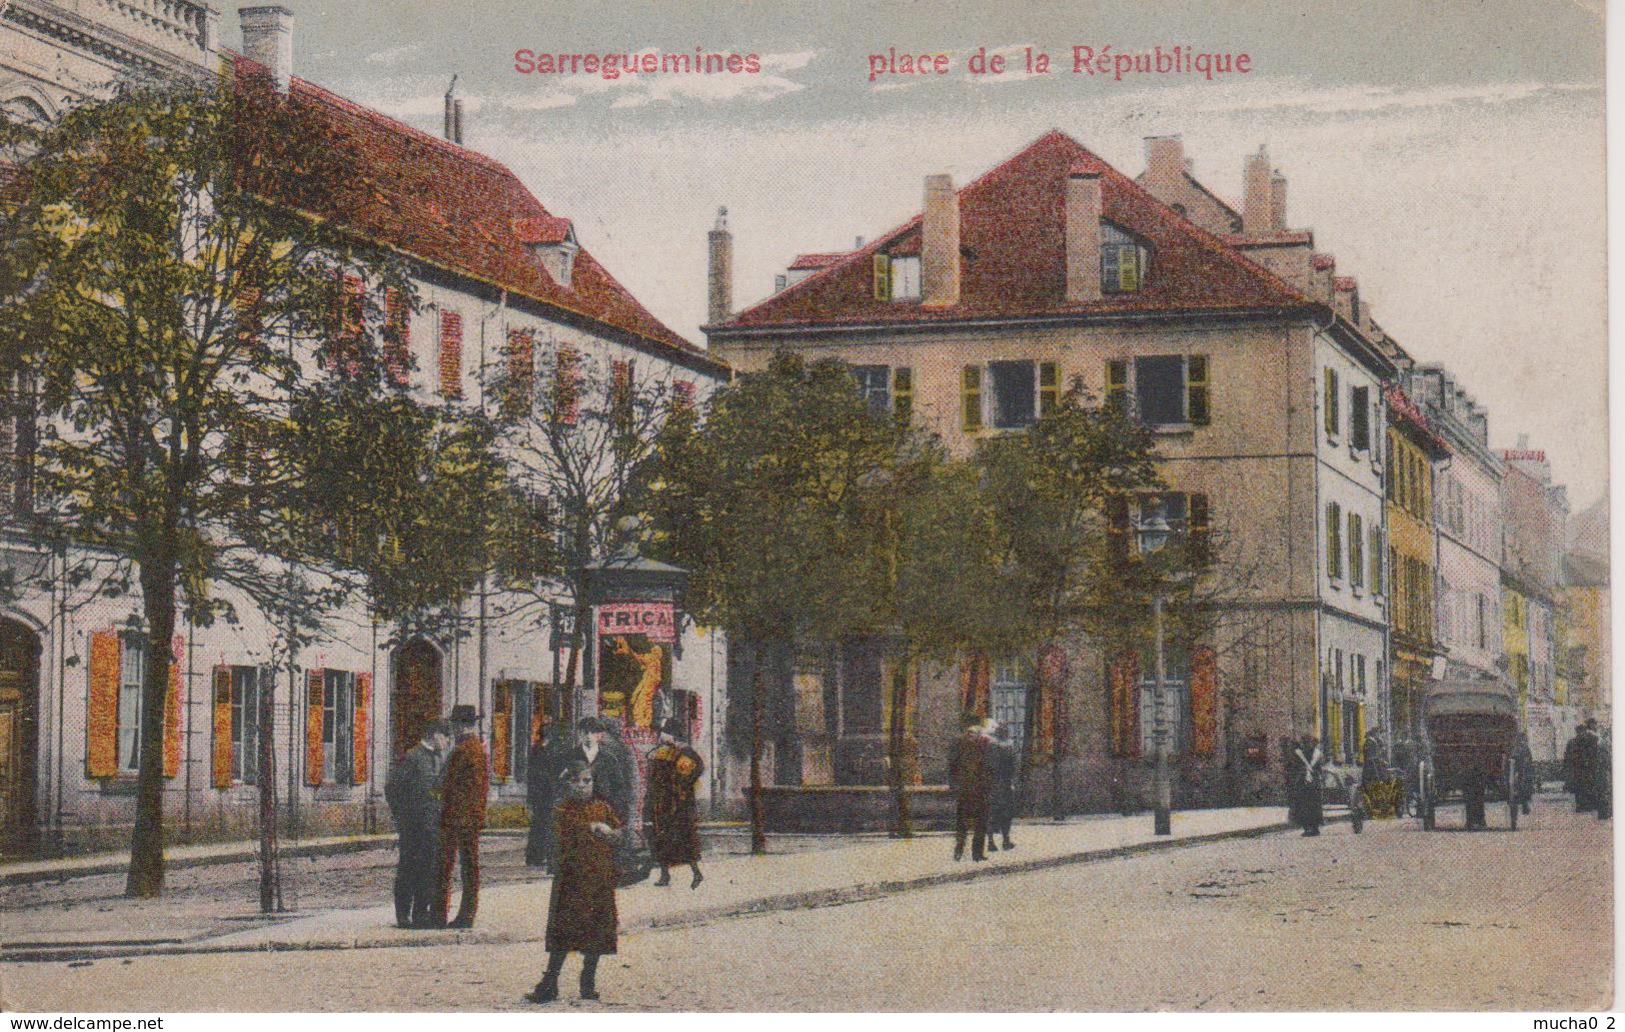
left=596, top=602, right=676, bottom=643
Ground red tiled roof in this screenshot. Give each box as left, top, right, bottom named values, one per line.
left=513, top=215, right=574, bottom=246
left=788, top=251, right=850, bottom=271
left=229, top=56, right=700, bottom=360
left=1333, top=276, right=1358, bottom=292
left=1311, top=252, right=1336, bottom=271
left=1384, top=382, right=1450, bottom=456
left=720, top=130, right=1310, bottom=331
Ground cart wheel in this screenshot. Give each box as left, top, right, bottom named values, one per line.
left=1508, top=758, right=1519, bottom=831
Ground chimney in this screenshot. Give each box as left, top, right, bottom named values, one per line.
left=707, top=207, right=733, bottom=325
left=1142, top=135, right=1185, bottom=202
left=1065, top=168, right=1103, bottom=304
left=1269, top=172, right=1288, bottom=231
left=444, top=76, right=459, bottom=142
left=920, top=174, right=960, bottom=307
left=239, top=6, right=294, bottom=93
left=454, top=100, right=465, bottom=145
left=1242, top=145, right=1272, bottom=235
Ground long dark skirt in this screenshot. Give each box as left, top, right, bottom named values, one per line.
left=1289, top=781, right=1323, bottom=830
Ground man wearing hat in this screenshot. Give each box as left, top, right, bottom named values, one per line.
left=949, top=711, right=992, bottom=861
left=645, top=717, right=705, bottom=888
left=435, top=704, right=489, bottom=928
left=567, top=717, right=632, bottom=827
left=385, top=719, right=451, bottom=928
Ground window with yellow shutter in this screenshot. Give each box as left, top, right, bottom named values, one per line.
left=961, top=366, right=982, bottom=431
left=1039, top=362, right=1059, bottom=417
left=1327, top=502, right=1342, bottom=581
left=872, top=254, right=892, bottom=301
left=1186, top=355, right=1210, bottom=425
left=1106, top=360, right=1127, bottom=413
left=893, top=367, right=913, bottom=423
left=1324, top=368, right=1340, bottom=439
left=1349, top=512, right=1363, bottom=589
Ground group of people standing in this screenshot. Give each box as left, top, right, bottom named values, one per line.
left=1563, top=718, right=1613, bottom=819
left=383, top=704, right=490, bottom=929
left=948, top=713, right=1020, bottom=862
left=386, top=707, right=708, bottom=1003
left=525, top=715, right=707, bottom=1003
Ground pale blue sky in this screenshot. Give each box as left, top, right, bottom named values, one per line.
left=237, top=1, right=1608, bottom=504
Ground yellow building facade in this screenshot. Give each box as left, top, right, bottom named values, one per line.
left=1384, top=385, right=1448, bottom=745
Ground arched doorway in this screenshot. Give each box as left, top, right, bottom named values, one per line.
left=0, top=619, right=41, bottom=847
left=391, top=639, right=443, bottom=758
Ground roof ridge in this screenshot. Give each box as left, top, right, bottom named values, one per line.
left=729, top=129, right=1082, bottom=323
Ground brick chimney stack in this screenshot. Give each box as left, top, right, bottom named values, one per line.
left=920, top=174, right=960, bottom=307
left=1142, top=135, right=1185, bottom=204
left=1270, top=171, right=1288, bottom=231
left=239, top=6, right=293, bottom=93
left=1065, top=168, right=1103, bottom=304
left=444, top=76, right=460, bottom=143
left=1242, top=145, right=1273, bottom=234
left=707, top=207, right=733, bottom=326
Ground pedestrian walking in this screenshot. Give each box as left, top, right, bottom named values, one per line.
left=983, top=720, right=1017, bottom=854
left=1572, top=720, right=1601, bottom=812
left=435, top=705, right=489, bottom=929
left=646, top=717, right=705, bottom=888
left=384, top=720, right=450, bottom=928
left=1288, top=735, right=1325, bottom=836
left=526, top=761, right=624, bottom=1004
left=1595, top=726, right=1612, bottom=821
left=949, top=712, right=991, bottom=861
left=525, top=721, right=563, bottom=869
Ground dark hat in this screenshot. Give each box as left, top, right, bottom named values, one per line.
left=449, top=704, right=479, bottom=725
left=961, top=710, right=985, bottom=730
left=426, top=719, right=453, bottom=738
left=660, top=717, right=686, bottom=739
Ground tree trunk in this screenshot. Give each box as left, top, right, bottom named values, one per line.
left=749, top=643, right=766, bottom=855
left=126, top=553, right=178, bottom=898
left=888, top=660, right=912, bottom=838
left=559, top=595, right=590, bottom=729
left=259, top=654, right=280, bottom=914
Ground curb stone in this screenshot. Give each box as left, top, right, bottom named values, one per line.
left=0, top=816, right=1312, bottom=964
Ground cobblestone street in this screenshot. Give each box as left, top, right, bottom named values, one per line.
left=1, top=795, right=1610, bottom=1011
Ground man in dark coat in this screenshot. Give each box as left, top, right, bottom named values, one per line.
left=1572, top=721, right=1601, bottom=812
left=385, top=720, right=450, bottom=928
left=1595, top=727, right=1612, bottom=821
left=949, top=712, right=991, bottom=861
left=646, top=717, right=705, bottom=888
left=435, top=705, right=490, bottom=928
left=1288, top=735, right=1325, bottom=836
left=983, top=720, right=1018, bottom=853
left=525, top=721, right=563, bottom=869
left=527, top=761, right=624, bottom=1004
left=565, top=717, right=631, bottom=826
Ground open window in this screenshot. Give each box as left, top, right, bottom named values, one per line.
left=1101, top=223, right=1150, bottom=293
left=1105, top=356, right=1210, bottom=427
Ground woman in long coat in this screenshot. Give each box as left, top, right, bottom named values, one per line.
left=645, top=718, right=705, bottom=888
left=1288, top=735, right=1326, bottom=836
left=527, top=761, right=623, bottom=1004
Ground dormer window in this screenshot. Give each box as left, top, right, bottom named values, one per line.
left=515, top=216, right=579, bottom=288
left=872, top=253, right=921, bottom=301
left=1101, top=223, right=1149, bottom=293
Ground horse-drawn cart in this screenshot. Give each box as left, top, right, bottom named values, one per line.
left=1417, top=676, right=1523, bottom=831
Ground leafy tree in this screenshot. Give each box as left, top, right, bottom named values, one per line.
left=636, top=352, right=905, bottom=852
left=0, top=73, right=460, bottom=896
left=974, top=379, right=1188, bottom=815
left=488, top=355, right=685, bottom=728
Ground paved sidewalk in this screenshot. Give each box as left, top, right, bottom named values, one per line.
left=4, top=806, right=1300, bottom=962
left=0, top=832, right=406, bottom=886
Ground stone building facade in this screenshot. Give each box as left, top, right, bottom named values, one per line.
left=706, top=131, right=1396, bottom=813
left=0, top=6, right=730, bottom=852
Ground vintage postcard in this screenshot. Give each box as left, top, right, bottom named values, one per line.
left=0, top=0, right=1611, bottom=1016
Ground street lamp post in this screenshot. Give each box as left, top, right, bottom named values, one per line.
left=1139, top=507, right=1174, bottom=837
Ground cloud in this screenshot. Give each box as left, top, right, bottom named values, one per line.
left=363, top=42, right=425, bottom=65
left=760, top=50, right=818, bottom=73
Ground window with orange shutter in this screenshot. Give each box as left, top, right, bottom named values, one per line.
left=384, top=288, right=411, bottom=388
left=438, top=309, right=464, bottom=399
